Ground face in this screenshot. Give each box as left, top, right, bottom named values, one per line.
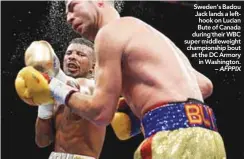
left=66, top=0, right=97, bottom=38
left=63, top=43, right=94, bottom=78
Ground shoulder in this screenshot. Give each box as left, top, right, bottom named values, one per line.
left=76, top=78, right=95, bottom=87
left=95, top=17, right=140, bottom=48
left=75, top=78, right=95, bottom=95
left=110, top=16, right=142, bottom=29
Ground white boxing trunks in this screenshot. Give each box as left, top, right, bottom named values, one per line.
left=49, top=152, right=95, bottom=159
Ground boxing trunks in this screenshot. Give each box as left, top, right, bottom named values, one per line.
left=49, top=152, right=95, bottom=159
left=134, top=98, right=226, bottom=159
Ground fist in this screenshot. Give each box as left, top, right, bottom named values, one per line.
left=111, top=97, right=141, bottom=140
left=24, top=40, right=60, bottom=77
left=15, top=66, right=54, bottom=106
left=111, top=112, right=133, bottom=140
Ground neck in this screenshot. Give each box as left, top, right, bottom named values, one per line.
left=89, top=6, right=120, bottom=41
left=97, top=6, right=120, bottom=30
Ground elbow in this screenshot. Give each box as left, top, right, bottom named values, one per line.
left=92, top=113, right=113, bottom=127
left=35, top=136, right=53, bottom=148
left=91, top=106, right=114, bottom=127
left=202, top=80, right=213, bottom=99
left=35, top=140, right=48, bottom=148
left=87, top=96, right=118, bottom=126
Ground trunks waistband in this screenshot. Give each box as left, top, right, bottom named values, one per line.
left=141, top=98, right=218, bottom=138
left=49, top=152, right=95, bottom=159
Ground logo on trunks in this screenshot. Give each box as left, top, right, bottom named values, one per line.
left=184, top=104, right=217, bottom=130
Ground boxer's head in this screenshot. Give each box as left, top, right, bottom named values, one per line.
left=66, top=0, right=120, bottom=40
left=63, top=38, right=95, bottom=78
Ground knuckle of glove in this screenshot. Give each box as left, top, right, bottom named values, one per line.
left=25, top=40, right=60, bottom=77
left=111, top=112, right=132, bottom=140
left=15, top=66, right=54, bottom=106
left=112, top=97, right=142, bottom=140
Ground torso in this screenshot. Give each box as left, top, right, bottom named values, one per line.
left=106, top=17, right=203, bottom=118
left=53, top=79, right=106, bottom=158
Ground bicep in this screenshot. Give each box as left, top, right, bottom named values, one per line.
left=97, top=60, right=121, bottom=88
left=94, top=53, right=122, bottom=107
left=92, top=29, right=124, bottom=117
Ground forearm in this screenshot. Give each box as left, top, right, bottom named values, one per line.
left=67, top=91, right=115, bottom=126
left=67, top=92, right=97, bottom=120
left=49, top=78, right=118, bottom=126
left=35, top=117, right=54, bottom=148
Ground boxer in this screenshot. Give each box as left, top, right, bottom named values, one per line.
left=17, top=38, right=106, bottom=159
left=16, top=1, right=227, bottom=158
left=15, top=38, right=139, bottom=158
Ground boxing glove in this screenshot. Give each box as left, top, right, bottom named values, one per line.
left=37, top=77, right=81, bottom=119
left=24, top=40, right=74, bottom=84
left=23, top=41, right=79, bottom=118
left=15, top=66, right=78, bottom=106
left=15, top=66, right=54, bottom=106
left=111, top=97, right=141, bottom=140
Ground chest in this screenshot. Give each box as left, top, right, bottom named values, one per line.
left=55, top=106, right=83, bottom=129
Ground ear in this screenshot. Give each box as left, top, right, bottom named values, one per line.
left=96, top=0, right=105, bottom=8
left=88, top=63, right=95, bottom=78
left=90, top=63, right=95, bottom=72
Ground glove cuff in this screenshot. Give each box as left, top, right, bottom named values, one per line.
left=55, top=69, right=68, bottom=83
left=49, top=78, right=78, bottom=105
left=38, top=104, right=53, bottom=119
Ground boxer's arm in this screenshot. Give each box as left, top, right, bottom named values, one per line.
left=193, top=69, right=213, bottom=99
left=87, top=79, right=95, bottom=94
left=76, top=78, right=95, bottom=94
left=67, top=30, right=123, bottom=126
left=35, top=117, right=54, bottom=148
left=35, top=104, right=54, bottom=148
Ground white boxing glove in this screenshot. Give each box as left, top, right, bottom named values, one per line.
left=24, top=40, right=75, bottom=84
left=24, top=41, right=79, bottom=112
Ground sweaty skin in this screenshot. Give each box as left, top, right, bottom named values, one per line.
left=111, top=18, right=205, bottom=118
left=63, top=43, right=94, bottom=78
left=64, top=2, right=225, bottom=158
left=66, top=1, right=213, bottom=125
left=54, top=79, right=105, bottom=157
left=35, top=41, right=106, bottom=159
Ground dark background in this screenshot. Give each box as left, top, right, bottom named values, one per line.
left=2, top=1, right=243, bottom=159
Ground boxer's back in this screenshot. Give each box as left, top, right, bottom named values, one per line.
left=110, top=17, right=203, bottom=118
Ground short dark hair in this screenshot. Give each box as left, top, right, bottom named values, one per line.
left=113, top=1, right=124, bottom=13
left=69, top=37, right=94, bottom=49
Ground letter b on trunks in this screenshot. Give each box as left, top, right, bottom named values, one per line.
left=185, top=104, right=216, bottom=130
